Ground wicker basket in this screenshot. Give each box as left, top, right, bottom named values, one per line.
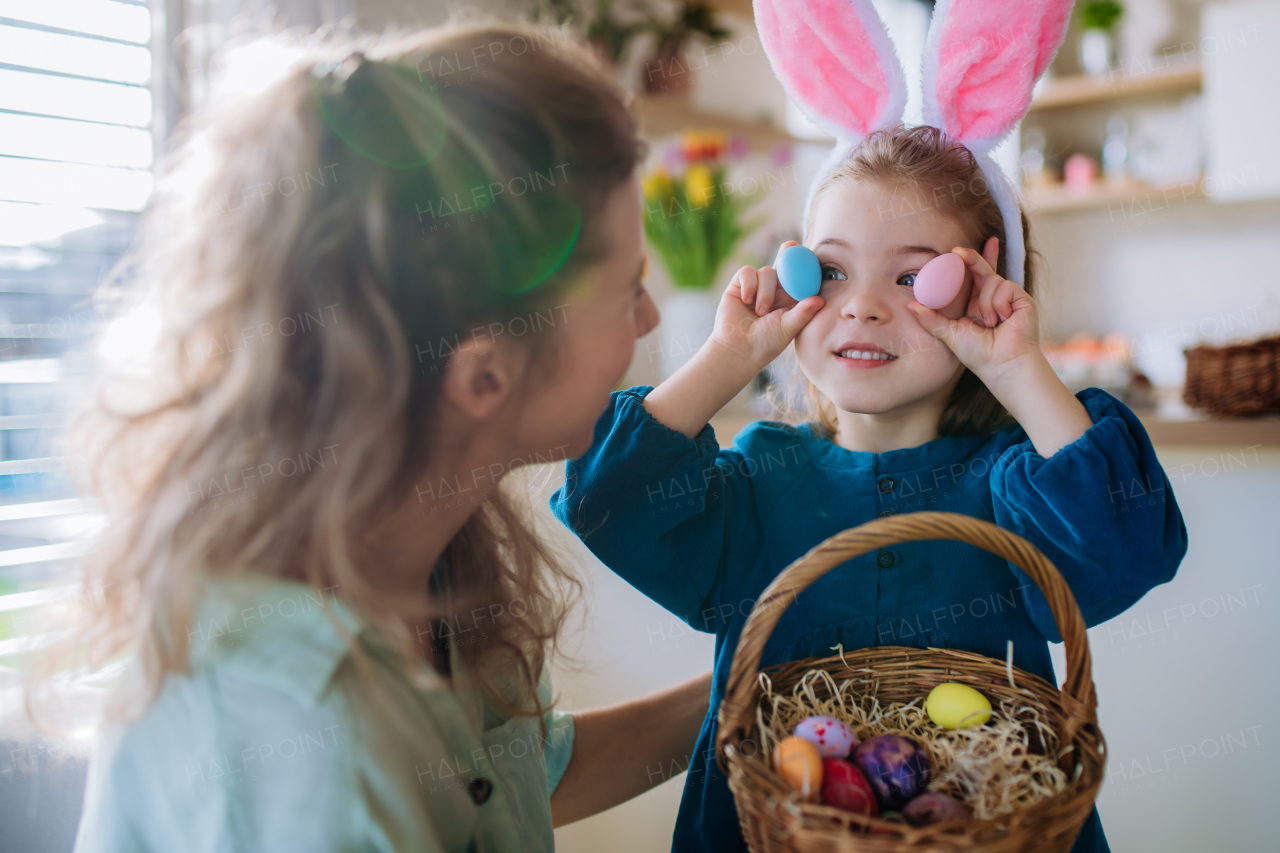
left=715, top=512, right=1105, bottom=852
left=1183, top=335, right=1280, bottom=415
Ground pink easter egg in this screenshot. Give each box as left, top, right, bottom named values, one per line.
left=913, top=253, right=966, bottom=310
left=794, top=715, right=858, bottom=759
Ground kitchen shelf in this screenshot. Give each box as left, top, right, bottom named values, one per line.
left=1131, top=411, right=1280, bottom=448
left=633, top=93, right=816, bottom=149
left=706, top=0, right=754, bottom=19
left=1029, top=62, right=1202, bottom=111
left=709, top=406, right=1280, bottom=449
left=1022, top=178, right=1203, bottom=214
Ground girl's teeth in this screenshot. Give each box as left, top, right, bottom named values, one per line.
left=840, top=350, right=894, bottom=361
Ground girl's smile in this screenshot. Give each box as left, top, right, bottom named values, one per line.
left=833, top=341, right=898, bottom=366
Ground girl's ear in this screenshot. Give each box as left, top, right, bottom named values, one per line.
left=921, top=0, right=1073, bottom=153
left=754, top=0, right=907, bottom=142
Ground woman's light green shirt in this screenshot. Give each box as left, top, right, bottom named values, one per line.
left=73, top=574, right=575, bottom=852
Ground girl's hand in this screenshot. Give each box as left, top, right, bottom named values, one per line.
left=907, top=237, right=1095, bottom=458
left=709, top=241, right=825, bottom=370
left=643, top=241, right=823, bottom=439
left=906, top=237, right=1040, bottom=385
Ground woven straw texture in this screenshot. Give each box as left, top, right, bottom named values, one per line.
left=1183, top=335, right=1280, bottom=415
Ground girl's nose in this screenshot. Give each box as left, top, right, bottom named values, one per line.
left=839, top=283, right=891, bottom=322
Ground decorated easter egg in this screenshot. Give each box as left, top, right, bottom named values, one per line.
left=903, top=791, right=972, bottom=826
left=925, top=683, right=992, bottom=730
left=773, top=736, right=823, bottom=799
left=851, top=735, right=932, bottom=812
left=794, top=715, right=858, bottom=758
left=820, top=758, right=879, bottom=817
left=912, top=252, right=965, bottom=309
left=775, top=244, right=821, bottom=301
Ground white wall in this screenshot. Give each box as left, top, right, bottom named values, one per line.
left=1050, top=448, right=1280, bottom=853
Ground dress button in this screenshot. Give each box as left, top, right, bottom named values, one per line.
left=876, top=550, right=896, bottom=569
left=468, top=776, right=493, bottom=805
left=877, top=476, right=895, bottom=494
left=878, top=508, right=896, bottom=518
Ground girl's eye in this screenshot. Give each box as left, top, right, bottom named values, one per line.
left=821, top=266, right=846, bottom=281
left=897, top=272, right=917, bottom=287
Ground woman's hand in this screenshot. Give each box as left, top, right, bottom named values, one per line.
left=905, top=237, right=1040, bottom=386
left=906, top=237, right=1094, bottom=458
left=708, top=241, right=825, bottom=369
left=643, top=241, right=823, bottom=439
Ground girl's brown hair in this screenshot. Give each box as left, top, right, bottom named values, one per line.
left=792, top=124, right=1038, bottom=438
left=32, top=21, right=642, bottom=727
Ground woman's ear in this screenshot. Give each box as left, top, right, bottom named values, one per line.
left=440, top=336, right=521, bottom=422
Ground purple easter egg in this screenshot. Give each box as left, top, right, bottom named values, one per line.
left=850, top=735, right=932, bottom=812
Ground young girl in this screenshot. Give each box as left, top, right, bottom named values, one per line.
left=550, top=4, right=1187, bottom=851
left=35, top=21, right=713, bottom=852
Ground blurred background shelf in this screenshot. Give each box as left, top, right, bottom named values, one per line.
left=633, top=93, right=814, bottom=149
left=704, top=0, right=754, bottom=19
left=1029, top=62, right=1202, bottom=111
left=1133, top=411, right=1280, bottom=447
left=1023, top=176, right=1202, bottom=213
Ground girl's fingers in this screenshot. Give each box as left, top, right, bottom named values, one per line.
left=756, top=266, right=780, bottom=315
left=907, top=301, right=959, bottom=348
left=956, top=246, right=1007, bottom=328
left=991, top=279, right=1017, bottom=322
left=736, top=266, right=758, bottom=307
left=773, top=239, right=800, bottom=268
left=777, top=295, right=824, bottom=339
left=981, top=236, right=999, bottom=271
left=977, top=275, right=999, bottom=327
left=954, top=245, right=998, bottom=286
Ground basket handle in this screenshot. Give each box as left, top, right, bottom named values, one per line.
left=715, top=512, right=1097, bottom=771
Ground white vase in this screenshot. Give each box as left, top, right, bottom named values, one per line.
left=658, top=289, right=720, bottom=380
left=1080, top=28, right=1115, bottom=77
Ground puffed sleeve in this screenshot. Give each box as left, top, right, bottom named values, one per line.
left=549, top=386, right=767, bottom=632
left=990, top=388, right=1187, bottom=643
left=537, top=669, right=575, bottom=794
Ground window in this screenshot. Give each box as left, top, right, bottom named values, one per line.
left=0, top=0, right=152, bottom=686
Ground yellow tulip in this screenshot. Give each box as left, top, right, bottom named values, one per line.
left=685, top=163, right=714, bottom=208
left=641, top=168, right=674, bottom=201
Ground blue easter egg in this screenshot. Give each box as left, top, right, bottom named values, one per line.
left=776, top=244, right=821, bottom=301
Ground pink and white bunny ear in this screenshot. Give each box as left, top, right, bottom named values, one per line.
left=755, top=0, right=907, bottom=144
left=921, top=0, right=1072, bottom=153
left=921, top=0, right=1073, bottom=285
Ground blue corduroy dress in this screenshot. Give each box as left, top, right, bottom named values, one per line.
left=550, top=385, right=1187, bottom=853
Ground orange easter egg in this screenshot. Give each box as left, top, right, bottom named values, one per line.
left=772, top=736, right=823, bottom=799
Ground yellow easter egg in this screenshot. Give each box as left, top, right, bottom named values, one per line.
left=772, top=736, right=823, bottom=798
left=926, top=682, right=992, bottom=730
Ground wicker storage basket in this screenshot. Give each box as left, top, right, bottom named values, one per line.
left=1183, top=335, right=1280, bottom=415
left=716, top=512, right=1105, bottom=852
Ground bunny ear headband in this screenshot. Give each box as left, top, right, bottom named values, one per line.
left=754, top=0, right=1073, bottom=286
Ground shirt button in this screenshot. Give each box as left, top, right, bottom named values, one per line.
left=877, top=476, right=895, bottom=494
left=468, top=776, right=493, bottom=805
left=876, top=550, right=896, bottom=569
left=878, top=509, right=897, bottom=518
